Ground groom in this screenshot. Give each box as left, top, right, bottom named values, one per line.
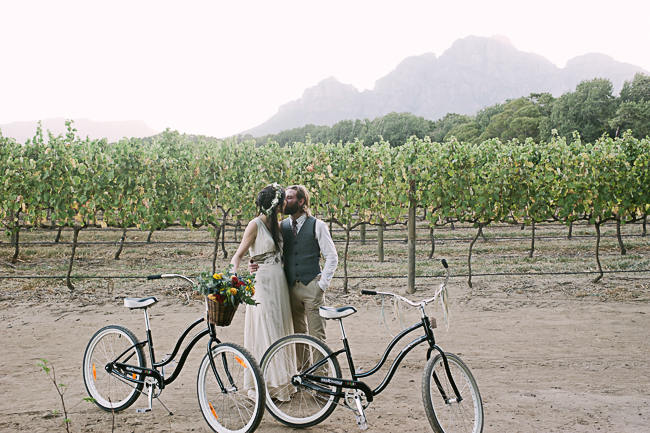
left=250, top=185, right=338, bottom=341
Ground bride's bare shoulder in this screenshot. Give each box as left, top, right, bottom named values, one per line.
left=244, top=218, right=259, bottom=233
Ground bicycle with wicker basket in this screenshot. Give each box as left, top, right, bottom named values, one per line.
left=82, top=272, right=265, bottom=433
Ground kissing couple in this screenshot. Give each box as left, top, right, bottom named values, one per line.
left=229, top=184, right=338, bottom=398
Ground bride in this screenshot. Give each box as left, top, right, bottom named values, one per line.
left=229, top=183, right=295, bottom=399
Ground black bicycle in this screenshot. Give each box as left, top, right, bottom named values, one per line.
left=260, top=260, right=483, bottom=433
left=82, top=273, right=265, bottom=433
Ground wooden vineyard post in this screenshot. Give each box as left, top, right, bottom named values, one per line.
left=593, top=221, right=603, bottom=283
left=407, top=178, right=416, bottom=294
left=377, top=219, right=385, bottom=262
left=528, top=221, right=536, bottom=258
left=467, top=224, right=483, bottom=288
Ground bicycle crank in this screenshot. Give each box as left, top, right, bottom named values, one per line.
left=344, top=390, right=369, bottom=430
left=344, top=389, right=369, bottom=410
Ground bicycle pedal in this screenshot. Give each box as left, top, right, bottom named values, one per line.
left=136, top=407, right=151, bottom=413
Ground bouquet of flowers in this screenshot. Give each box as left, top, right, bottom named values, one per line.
left=195, top=269, right=256, bottom=326
left=194, top=270, right=256, bottom=307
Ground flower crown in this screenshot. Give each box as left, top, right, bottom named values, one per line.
left=262, top=183, right=282, bottom=216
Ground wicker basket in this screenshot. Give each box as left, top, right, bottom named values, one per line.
left=206, top=295, right=239, bottom=326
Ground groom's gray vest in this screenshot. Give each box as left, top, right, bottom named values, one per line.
left=282, top=216, right=321, bottom=286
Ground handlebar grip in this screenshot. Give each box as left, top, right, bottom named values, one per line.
left=441, top=259, right=448, bottom=269
left=361, top=289, right=377, bottom=295
left=147, top=274, right=162, bottom=280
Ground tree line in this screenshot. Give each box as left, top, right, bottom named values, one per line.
left=241, top=73, right=650, bottom=146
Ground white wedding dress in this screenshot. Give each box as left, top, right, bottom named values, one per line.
left=244, top=217, right=295, bottom=399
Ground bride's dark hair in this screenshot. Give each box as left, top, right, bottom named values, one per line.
left=256, top=184, right=285, bottom=251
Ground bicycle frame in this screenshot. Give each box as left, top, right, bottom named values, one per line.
left=90, top=272, right=254, bottom=420
left=109, top=316, right=214, bottom=390
left=299, top=313, right=462, bottom=404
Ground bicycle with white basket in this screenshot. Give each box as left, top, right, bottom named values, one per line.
left=260, top=259, right=484, bottom=433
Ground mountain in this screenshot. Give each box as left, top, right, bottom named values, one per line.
left=0, top=118, right=158, bottom=143
left=249, top=78, right=366, bottom=137
left=560, top=53, right=643, bottom=92
left=244, top=36, right=647, bottom=136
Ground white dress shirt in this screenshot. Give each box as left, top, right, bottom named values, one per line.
left=287, top=214, right=338, bottom=291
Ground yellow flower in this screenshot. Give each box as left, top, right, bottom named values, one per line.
left=213, top=273, right=223, bottom=280
left=229, top=287, right=238, bottom=296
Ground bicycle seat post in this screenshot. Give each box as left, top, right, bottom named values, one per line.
left=336, top=318, right=360, bottom=381
left=337, top=318, right=368, bottom=430
left=318, top=305, right=358, bottom=376
left=337, top=317, right=347, bottom=341
left=142, top=306, right=157, bottom=367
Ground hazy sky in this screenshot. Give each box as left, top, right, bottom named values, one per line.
left=2, top=0, right=649, bottom=137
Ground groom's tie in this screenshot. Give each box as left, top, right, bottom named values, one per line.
left=292, top=219, right=298, bottom=237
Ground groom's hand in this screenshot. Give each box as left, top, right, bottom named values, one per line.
left=248, top=259, right=259, bottom=273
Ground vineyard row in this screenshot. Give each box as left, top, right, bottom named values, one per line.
left=2, top=126, right=649, bottom=290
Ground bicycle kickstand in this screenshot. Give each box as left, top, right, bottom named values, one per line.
left=353, top=393, right=368, bottom=430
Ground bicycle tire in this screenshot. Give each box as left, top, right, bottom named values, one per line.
left=261, top=334, right=342, bottom=428
left=422, top=352, right=484, bottom=433
left=82, top=325, right=145, bottom=412
left=197, top=342, right=265, bottom=433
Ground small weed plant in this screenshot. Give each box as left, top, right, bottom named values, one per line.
left=38, top=359, right=71, bottom=433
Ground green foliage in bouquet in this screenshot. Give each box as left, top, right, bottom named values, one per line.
left=194, top=270, right=256, bottom=307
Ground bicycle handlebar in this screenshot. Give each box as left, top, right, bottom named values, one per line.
left=360, top=259, right=450, bottom=307
left=147, top=273, right=196, bottom=286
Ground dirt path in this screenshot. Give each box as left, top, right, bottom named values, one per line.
left=1, top=276, right=649, bottom=432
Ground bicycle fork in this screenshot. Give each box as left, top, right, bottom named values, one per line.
left=427, top=345, right=463, bottom=404
left=207, top=338, right=237, bottom=393
left=424, top=312, right=463, bottom=405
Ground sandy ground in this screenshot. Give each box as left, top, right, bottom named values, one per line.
left=1, top=274, right=649, bottom=433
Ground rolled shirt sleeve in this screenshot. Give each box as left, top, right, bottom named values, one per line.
left=314, top=219, right=338, bottom=291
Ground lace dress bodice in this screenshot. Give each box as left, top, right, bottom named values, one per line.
left=249, top=217, right=282, bottom=265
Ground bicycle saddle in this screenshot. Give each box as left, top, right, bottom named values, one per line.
left=319, top=305, right=357, bottom=320
left=123, top=296, right=158, bottom=309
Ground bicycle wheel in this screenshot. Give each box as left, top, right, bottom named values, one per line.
left=261, top=334, right=342, bottom=428
left=422, top=352, right=484, bottom=433
left=82, top=325, right=145, bottom=412
left=197, top=342, right=265, bottom=433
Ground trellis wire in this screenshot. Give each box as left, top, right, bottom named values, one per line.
left=1, top=268, right=649, bottom=280
left=1, top=233, right=646, bottom=247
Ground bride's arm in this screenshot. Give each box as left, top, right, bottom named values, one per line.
left=230, top=220, right=257, bottom=273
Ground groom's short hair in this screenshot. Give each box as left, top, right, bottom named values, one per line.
left=287, top=185, right=311, bottom=216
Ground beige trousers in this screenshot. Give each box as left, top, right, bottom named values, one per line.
left=289, top=277, right=326, bottom=342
